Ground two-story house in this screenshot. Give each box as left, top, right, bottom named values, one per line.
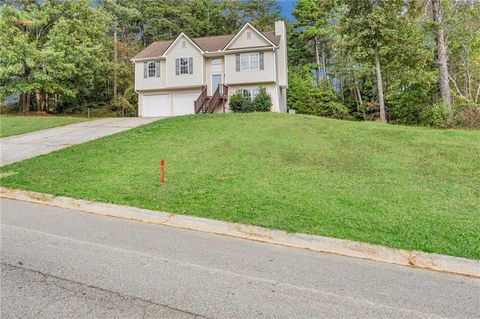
left=131, top=21, right=288, bottom=117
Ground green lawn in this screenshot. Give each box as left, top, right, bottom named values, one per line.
left=1, top=113, right=479, bottom=259
left=0, top=115, right=88, bottom=138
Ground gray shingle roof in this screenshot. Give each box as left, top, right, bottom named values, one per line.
left=133, top=30, right=280, bottom=60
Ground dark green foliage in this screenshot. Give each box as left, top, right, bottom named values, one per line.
left=229, top=92, right=253, bottom=113
left=287, top=67, right=349, bottom=119
left=252, top=88, right=272, bottom=112
left=230, top=89, right=272, bottom=113
left=420, top=103, right=450, bottom=128
left=289, top=0, right=479, bottom=128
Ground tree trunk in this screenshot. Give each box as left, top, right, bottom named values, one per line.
left=20, top=93, right=31, bottom=113
left=35, top=89, right=42, bottom=112
left=19, top=93, right=25, bottom=113
left=356, top=87, right=363, bottom=106
left=431, top=0, right=451, bottom=110
left=45, top=92, right=50, bottom=113
left=314, top=37, right=321, bottom=85
left=340, top=76, right=345, bottom=103
left=374, top=44, right=386, bottom=123
left=321, top=46, right=327, bottom=82
left=113, top=21, right=118, bottom=101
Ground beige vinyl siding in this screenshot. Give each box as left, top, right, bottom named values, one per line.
left=224, top=50, right=275, bottom=85
left=227, top=25, right=272, bottom=49
left=135, top=60, right=166, bottom=91
left=165, top=35, right=204, bottom=88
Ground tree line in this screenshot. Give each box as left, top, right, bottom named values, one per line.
left=1, top=0, right=478, bottom=128
left=288, top=0, right=479, bottom=128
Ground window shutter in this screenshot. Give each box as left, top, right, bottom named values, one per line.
left=175, top=58, right=179, bottom=75
left=259, top=52, right=264, bottom=70
left=189, top=57, right=193, bottom=74
left=155, top=60, right=160, bottom=77
left=236, top=54, right=240, bottom=71
left=143, top=62, right=147, bottom=78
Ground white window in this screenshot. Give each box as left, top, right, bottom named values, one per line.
left=211, top=58, right=222, bottom=66
left=247, top=31, right=252, bottom=39
left=180, top=57, right=190, bottom=74
left=240, top=88, right=259, bottom=100
left=240, top=52, right=260, bottom=71
left=147, top=61, right=156, bottom=78
left=144, top=60, right=159, bottom=78
left=182, top=40, right=187, bottom=48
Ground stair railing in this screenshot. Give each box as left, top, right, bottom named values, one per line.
left=194, top=86, right=208, bottom=114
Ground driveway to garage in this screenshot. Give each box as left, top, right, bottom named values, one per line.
left=0, top=117, right=162, bottom=166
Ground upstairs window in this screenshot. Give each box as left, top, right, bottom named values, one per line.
left=236, top=52, right=263, bottom=72
left=240, top=52, right=259, bottom=71
left=143, top=60, right=160, bottom=78
left=148, top=61, right=156, bottom=77
left=180, top=58, right=189, bottom=74
left=176, top=57, right=193, bottom=75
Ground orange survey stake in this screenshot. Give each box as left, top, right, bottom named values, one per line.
left=160, top=160, right=165, bottom=184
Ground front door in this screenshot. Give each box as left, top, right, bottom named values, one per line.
left=211, top=74, right=222, bottom=95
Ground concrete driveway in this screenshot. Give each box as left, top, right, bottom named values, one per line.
left=0, top=117, right=162, bottom=166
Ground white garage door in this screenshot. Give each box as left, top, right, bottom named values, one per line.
left=174, top=92, right=199, bottom=115
left=142, top=94, right=171, bottom=117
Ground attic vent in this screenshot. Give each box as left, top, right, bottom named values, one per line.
left=246, top=31, right=252, bottom=39
left=182, top=40, right=187, bottom=48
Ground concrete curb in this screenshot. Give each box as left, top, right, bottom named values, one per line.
left=1, top=187, right=479, bottom=278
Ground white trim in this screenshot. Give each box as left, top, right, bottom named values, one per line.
left=165, top=58, right=168, bottom=87
left=131, top=57, right=165, bottom=62
left=146, top=60, right=157, bottom=78
left=162, top=33, right=204, bottom=57
left=222, top=23, right=276, bottom=51
left=224, top=55, right=228, bottom=84
left=273, top=50, right=277, bottom=83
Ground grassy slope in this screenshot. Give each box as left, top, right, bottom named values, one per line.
left=1, top=113, right=479, bottom=259
left=0, top=115, right=88, bottom=138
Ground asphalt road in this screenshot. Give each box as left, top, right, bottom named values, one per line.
left=0, top=117, right=162, bottom=166
left=1, top=198, right=479, bottom=319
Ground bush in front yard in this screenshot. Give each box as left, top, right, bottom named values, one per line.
left=253, top=88, right=272, bottom=112
left=229, top=91, right=253, bottom=113
left=230, top=89, right=272, bottom=113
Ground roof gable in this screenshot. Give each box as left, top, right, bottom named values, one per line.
left=223, top=23, right=276, bottom=51
left=162, top=33, right=203, bottom=56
